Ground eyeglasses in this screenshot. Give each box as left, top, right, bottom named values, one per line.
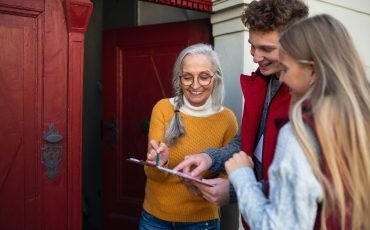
left=179, top=73, right=214, bottom=86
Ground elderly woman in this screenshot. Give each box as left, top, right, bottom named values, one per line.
left=139, top=43, right=238, bottom=230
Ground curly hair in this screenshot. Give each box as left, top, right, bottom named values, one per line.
left=241, top=0, right=308, bottom=32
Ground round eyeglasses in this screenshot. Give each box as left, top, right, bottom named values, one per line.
left=179, top=73, right=214, bottom=86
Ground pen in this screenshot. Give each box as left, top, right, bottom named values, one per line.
left=155, top=141, right=161, bottom=166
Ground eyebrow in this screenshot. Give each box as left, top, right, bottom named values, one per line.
left=181, top=70, right=213, bottom=75
left=248, top=40, right=277, bottom=49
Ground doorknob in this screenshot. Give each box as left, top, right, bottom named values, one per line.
left=40, top=123, right=63, bottom=180
left=43, top=123, right=63, bottom=143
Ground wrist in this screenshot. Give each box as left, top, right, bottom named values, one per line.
left=202, top=152, right=213, bottom=168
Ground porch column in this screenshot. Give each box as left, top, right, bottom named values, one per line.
left=211, top=0, right=255, bottom=124
left=65, top=1, right=93, bottom=229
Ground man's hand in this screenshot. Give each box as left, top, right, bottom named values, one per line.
left=225, top=151, right=253, bottom=175
left=190, top=178, right=230, bottom=207
left=173, top=153, right=212, bottom=177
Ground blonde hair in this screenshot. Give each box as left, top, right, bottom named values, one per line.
left=280, top=14, right=370, bottom=229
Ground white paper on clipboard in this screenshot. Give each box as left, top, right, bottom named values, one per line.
left=126, top=158, right=214, bottom=187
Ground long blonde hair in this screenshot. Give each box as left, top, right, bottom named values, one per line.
left=280, top=14, right=370, bottom=229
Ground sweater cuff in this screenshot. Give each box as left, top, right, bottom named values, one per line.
left=204, top=149, right=224, bottom=173
left=229, top=167, right=257, bottom=192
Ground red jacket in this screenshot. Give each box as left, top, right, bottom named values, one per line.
left=240, top=69, right=290, bottom=229
left=240, top=69, right=291, bottom=182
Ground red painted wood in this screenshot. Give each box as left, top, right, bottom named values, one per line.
left=0, top=0, right=44, bottom=12
left=67, top=32, right=84, bottom=230
left=0, top=0, right=92, bottom=229
left=0, top=11, right=40, bottom=230
left=66, top=0, right=93, bottom=33
left=42, top=1, right=69, bottom=229
left=103, top=19, right=210, bottom=230
left=141, top=0, right=212, bottom=12
left=65, top=1, right=92, bottom=230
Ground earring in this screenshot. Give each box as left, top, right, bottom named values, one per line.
left=309, top=79, right=314, bottom=85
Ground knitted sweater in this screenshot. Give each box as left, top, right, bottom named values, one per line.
left=143, top=98, right=238, bottom=222
left=229, top=123, right=323, bottom=229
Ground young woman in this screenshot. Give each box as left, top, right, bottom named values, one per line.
left=225, top=14, right=370, bottom=229
left=139, top=43, right=238, bottom=230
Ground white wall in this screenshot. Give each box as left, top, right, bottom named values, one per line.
left=211, top=2, right=252, bottom=124
left=318, top=0, right=370, bottom=15
left=214, top=33, right=247, bottom=124
left=212, top=0, right=254, bottom=125
left=307, top=0, right=370, bottom=75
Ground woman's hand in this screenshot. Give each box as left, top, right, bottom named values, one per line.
left=191, top=178, right=230, bottom=206
left=225, top=151, right=254, bottom=175
left=146, top=140, right=169, bottom=166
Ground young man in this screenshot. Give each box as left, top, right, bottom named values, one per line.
left=174, top=0, right=309, bottom=227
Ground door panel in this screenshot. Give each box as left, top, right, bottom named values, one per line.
left=103, top=19, right=210, bottom=229
left=0, top=12, right=39, bottom=230
left=0, top=0, right=91, bottom=229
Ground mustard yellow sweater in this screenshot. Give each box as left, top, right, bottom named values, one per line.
left=143, top=98, right=238, bottom=222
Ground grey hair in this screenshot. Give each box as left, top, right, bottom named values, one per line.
left=165, top=43, right=225, bottom=145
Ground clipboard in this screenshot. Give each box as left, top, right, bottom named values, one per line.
left=126, top=158, right=214, bottom=187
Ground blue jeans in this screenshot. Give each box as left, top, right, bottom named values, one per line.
left=138, top=210, right=220, bottom=230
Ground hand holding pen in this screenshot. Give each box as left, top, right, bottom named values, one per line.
left=155, top=141, right=161, bottom=166
left=146, top=140, right=169, bottom=167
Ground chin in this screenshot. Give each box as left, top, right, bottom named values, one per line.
left=260, top=69, right=274, bottom=76
left=260, top=66, right=280, bottom=76
left=188, top=99, right=206, bottom=107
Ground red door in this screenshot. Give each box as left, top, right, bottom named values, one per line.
left=0, top=0, right=91, bottom=229
left=0, top=7, right=41, bottom=230
left=103, top=19, right=210, bottom=229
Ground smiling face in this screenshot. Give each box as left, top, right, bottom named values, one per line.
left=249, top=30, right=282, bottom=76
left=180, top=53, right=215, bottom=107
left=278, top=50, right=316, bottom=103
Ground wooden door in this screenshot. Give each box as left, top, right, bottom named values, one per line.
left=0, top=0, right=92, bottom=229
left=103, top=19, right=210, bottom=229
left=0, top=5, right=41, bottom=230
